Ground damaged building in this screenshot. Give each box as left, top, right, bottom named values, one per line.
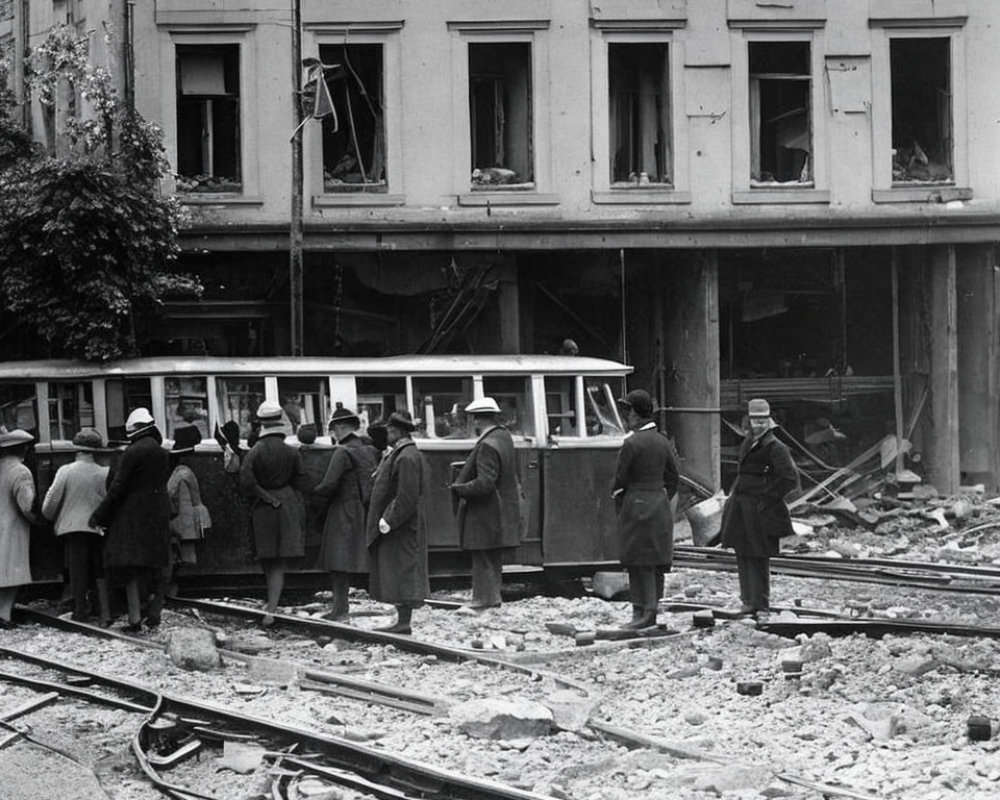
left=3, top=0, right=1000, bottom=494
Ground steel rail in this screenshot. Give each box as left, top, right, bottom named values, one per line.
left=0, top=645, right=556, bottom=800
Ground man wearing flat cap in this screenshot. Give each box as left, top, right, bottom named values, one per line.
left=719, top=398, right=798, bottom=622
left=240, top=400, right=307, bottom=627
left=366, top=411, right=428, bottom=634
left=311, top=405, right=379, bottom=622
left=611, top=389, right=680, bottom=629
left=0, top=429, right=40, bottom=628
left=450, top=397, right=523, bottom=611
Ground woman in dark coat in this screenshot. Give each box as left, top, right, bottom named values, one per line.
left=91, top=408, right=171, bottom=632
left=240, top=400, right=307, bottom=626
left=719, top=398, right=798, bottom=621
left=312, top=406, right=379, bottom=621
left=611, top=389, right=679, bottom=629
left=450, top=397, right=522, bottom=610
left=366, top=411, right=428, bottom=634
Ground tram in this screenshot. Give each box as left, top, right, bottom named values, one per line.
left=0, top=355, right=710, bottom=585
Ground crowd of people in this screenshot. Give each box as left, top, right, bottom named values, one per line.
left=0, top=391, right=796, bottom=634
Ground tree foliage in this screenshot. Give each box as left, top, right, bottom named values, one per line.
left=0, top=27, right=200, bottom=361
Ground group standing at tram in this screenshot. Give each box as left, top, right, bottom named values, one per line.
left=0, top=382, right=795, bottom=633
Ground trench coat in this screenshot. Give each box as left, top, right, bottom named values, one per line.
left=313, top=433, right=378, bottom=573
left=719, top=428, right=798, bottom=558
left=240, top=435, right=307, bottom=560
left=366, top=439, right=429, bottom=605
left=451, top=425, right=522, bottom=551
left=611, top=423, right=680, bottom=566
left=168, top=463, right=209, bottom=564
left=0, top=455, right=36, bottom=587
left=93, top=428, right=171, bottom=571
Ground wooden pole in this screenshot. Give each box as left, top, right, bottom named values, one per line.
left=891, top=247, right=904, bottom=474
left=289, top=0, right=305, bottom=356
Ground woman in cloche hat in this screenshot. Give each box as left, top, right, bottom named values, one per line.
left=166, top=425, right=211, bottom=596
left=0, top=429, right=40, bottom=628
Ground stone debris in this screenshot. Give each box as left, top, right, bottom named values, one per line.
left=450, top=697, right=554, bottom=740
left=166, top=627, right=222, bottom=671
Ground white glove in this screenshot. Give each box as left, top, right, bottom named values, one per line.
left=378, top=517, right=391, bottom=535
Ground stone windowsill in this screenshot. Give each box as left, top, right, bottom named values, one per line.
left=872, top=186, right=973, bottom=203
left=592, top=189, right=692, bottom=205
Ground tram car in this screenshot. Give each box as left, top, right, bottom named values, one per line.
left=1, top=356, right=710, bottom=588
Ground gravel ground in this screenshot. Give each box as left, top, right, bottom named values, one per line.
left=4, top=500, right=1000, bottom=800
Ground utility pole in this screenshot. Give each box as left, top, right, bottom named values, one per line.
left=289, top=0, right=305, bottom=356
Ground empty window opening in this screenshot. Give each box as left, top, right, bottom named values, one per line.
left=318, top=43, right=386, bottom=192
left=469, top=42, right=534, bottom=189
left=176, top=44, right=241, bottom=193
left=749, top=41, right=812, bottom=184
left=890, top=38, right=952, bottom=183
left=608, top=43, right=671, bottom=186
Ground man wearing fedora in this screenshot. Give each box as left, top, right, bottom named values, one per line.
left=449, top=396, right=523, bottom=611
left=167, top=424, right=211, bottom=595
left=91, top=408, right=172, bottom=632
left=366, top=411, right=428, bottom=634
left=312, top=405, right=379, bottom=622
left=719, top=398, right=798, bottom=622
left=42, top=427, right=111, bottom=624
left=240, top=400, right=307, bottom=626
left=612, top=389, right=680, bottom=629
left=0, top=429, right=40, bottom=628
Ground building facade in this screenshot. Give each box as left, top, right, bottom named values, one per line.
left=4, top=0, right=1000, bottom=493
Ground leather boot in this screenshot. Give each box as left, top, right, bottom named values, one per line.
left=323, top=571, right=350, bottom=622
left=376, top=605, right=412, bottom=635
left=621, top=604, right=645, bottom=630
left=95, top=578, right=112, bottom=627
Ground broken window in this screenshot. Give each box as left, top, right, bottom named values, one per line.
left=749, top=41, right=812, bottom=184
left=318, top=44, right=386, bottom=192
left=608, top=43, right=671, bottom=185
left=175, top=44, right=241, bottom=193
left=890, top=38, right=952, bottom=183
left=469, top=42, right=534, bottom=189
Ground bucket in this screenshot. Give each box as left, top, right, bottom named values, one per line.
left=687, top=493, right=726, bottom=547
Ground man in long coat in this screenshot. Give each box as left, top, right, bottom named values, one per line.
left=0, top=430, right=38, bottom=628
left=719, top=398, right=798, bottom=621
left=449, top=397, right=522, bottom=610
left=240, top=400, right=307, bottom=626
left=611, top=389, right=679, bottom=629
left=312, top=405, right=378, bottom=621
left=366, top=411, right=428, bottom=634
left=91, top=408, right=171, bottom=632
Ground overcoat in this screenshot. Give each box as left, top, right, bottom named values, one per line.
left=719, top=428, right=798, bottom=558
left=313, top=433, right=379, bottom=573
left=240, top=436, right=307, bottom=559
left=451, top=426, right=521, bottom=551
left=93, top=428, right=171, bottom=570
left=168, top=463, right=209, bottom=564
left=366, top=439, right=429, bottom=604
left=611, top=423, right=680, bottom=566
left=0, top=454, right=35, bottom=587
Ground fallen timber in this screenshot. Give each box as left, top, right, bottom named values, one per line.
left=0, top=645, right=558, bottom=800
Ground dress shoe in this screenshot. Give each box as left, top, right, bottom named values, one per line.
left=374, top=621, right=412, bottom=635
left=0, top=618, right=15, bottom=630
left=321, top=611, right=351, bottom=623
left=121, top=621, right=143, bottom=634
left=621, top=613, right=657, bottom=630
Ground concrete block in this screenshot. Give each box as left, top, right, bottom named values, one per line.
left=591, top=571, right=630, bottom=599
left=450, top=698, right=553, bottom=740
left=166, top=628, right=222, bottom=671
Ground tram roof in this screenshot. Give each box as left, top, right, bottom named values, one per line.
left=0, top=355, right=632, bottom=380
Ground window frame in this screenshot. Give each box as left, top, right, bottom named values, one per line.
left=590, top=23, right=690, bottom=205
left=305, top=22, right=405, bottom=207
left=449, top=20, right=557, bottom=207
left=162, top=27, right=258, bottom=202
left=870, top=21, right=970, bottom=203
left=729, top=23, right=830, bottom=205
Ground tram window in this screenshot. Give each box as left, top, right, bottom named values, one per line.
left=544, top=376, right=578, bottom=437
left=355, top=377, right=406, bottom=435
left=277, top=377, right=329, bottom=434
left=216, top=377, right=264, bottom=439
left=107, top=378, right=152, bottom=442
left=48, top=382, right=95, bottom=441
left=165, top=376, right=210, bottom=439
left=585, top=380, right=626, bottom=437
left=0, top=384, right=38, bottom=438
left=411, top=376, right=473, bottom=439
left=482, top=377, right=534, bottom=437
